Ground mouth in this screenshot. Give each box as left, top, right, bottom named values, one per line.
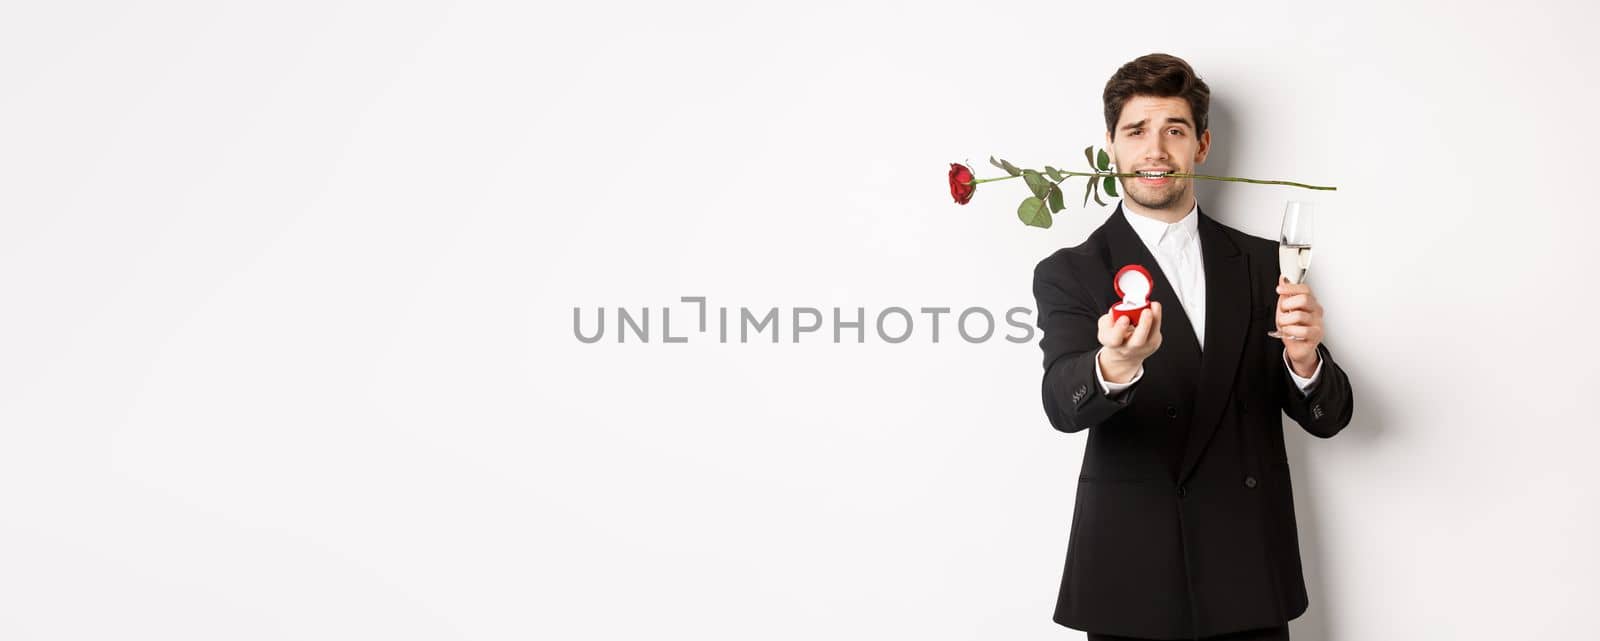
left=1134, top=169, right=1176, bottom=185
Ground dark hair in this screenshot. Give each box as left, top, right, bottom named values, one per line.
left=1103, top=53, right=1210, bottom=140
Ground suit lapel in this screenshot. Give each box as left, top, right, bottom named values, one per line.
left=1176, top=206, right=1250, bottom=485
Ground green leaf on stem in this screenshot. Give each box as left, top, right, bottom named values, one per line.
left=1081, top=175, right=1095, bottom=207
left=1083, top=146, right=1096, bottom=171
left=1002, top=159, right=1022, bottom=176
left=1044, top=166, right=1064, bottom=181
left=1103, top=175, right=1118, bottom=197
left=1047, top=184, right=1065, bottom=213
left=1092, top=186, right=1107, bottom=207
left=1023, top=170, right=1050, bottom=199
left=1096, top=148, right=1110, bottom=171
left=990, top=156, right=1022, bottom=177
left=1018, top=197, right=1051, bottom=228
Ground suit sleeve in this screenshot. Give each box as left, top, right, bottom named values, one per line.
left=1033, top=256, right=1137, bottom=433
left=1279, top=341, right=1355, bottom=438
left=1096, top=347, right=1144, bottom=396
left=1282, top=347, right=1322, bottom=395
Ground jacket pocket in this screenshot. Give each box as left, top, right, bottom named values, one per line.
left=1078, top=474, right=1163, bottom=484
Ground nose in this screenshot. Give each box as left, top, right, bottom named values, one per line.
left=1144, top=142, right=1171, bottom=165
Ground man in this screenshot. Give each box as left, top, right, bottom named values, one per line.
left=1032, top=53, right=1355, bottom=641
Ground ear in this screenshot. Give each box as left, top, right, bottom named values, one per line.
left=1195, top=129, right=1211, bottom=165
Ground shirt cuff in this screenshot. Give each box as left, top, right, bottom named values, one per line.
left=1095, top=346, right=1144, bottom=397
left=1283, top=347, right=1322, bottom=396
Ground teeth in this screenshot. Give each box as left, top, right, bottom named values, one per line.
left=1137, top=171, right=1170, bottom=177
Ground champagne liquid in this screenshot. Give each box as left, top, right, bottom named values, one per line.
left=1278, top=243, right=1313, bottom=284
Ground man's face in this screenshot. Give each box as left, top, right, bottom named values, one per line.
left=1105, top=95, right=1211, bottom=215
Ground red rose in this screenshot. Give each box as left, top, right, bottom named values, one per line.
left=948, top=163, right=976, bottom=204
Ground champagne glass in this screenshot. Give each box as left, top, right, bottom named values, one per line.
left=1267, top=201, right=1314, bottom=340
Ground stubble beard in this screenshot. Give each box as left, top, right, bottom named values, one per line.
left=1124, top=178, right=1191, bottom=212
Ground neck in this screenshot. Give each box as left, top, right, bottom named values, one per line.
left=1123, top=194, right=1195, bottom=224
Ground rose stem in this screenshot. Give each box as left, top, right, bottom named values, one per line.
left=968, top=171, right=1335, bottom=191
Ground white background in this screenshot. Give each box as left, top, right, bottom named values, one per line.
left=2, top=1, right=1596, bottom=639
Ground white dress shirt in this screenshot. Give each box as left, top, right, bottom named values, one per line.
left=1095, top=199, right=1323, bottom=398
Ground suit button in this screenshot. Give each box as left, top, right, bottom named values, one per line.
left=1177, top=485, right=1187, bottom=498
left=1244, top=476, right=1258, bottom=489
left=1165, top=405, right=1178, bottom=418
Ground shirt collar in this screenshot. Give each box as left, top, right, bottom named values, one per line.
left=1122, top=198, right=1199, bottom=251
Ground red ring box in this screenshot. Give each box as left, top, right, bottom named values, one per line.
left=1110, top=264, right=1154, bottom=326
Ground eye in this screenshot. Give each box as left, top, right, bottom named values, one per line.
left=1168, top=128, right=1184, bottom=136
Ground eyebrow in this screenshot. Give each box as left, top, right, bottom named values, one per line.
left=1121, top=117, right=1193, bottom=131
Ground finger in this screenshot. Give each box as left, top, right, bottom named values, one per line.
left=1128, top=306, right=1154, bottom=347
left=1275, top=280, right=1311, bottom=296
left=1280, top=294, right=1313, bottom=312
left=1280, top=323, right=1317, bottom=340
left=1277, top=310, right=1311, bottom=327
left=1279, top=311, right=1322, bottom=330
left=1279, top=325, right=1320, bottom=343
left=1103, top=314, right=1129, bottom=347
left=1306, top=325, right=1323, bottom=344
left=1146, top=302, right=1163, bottom=350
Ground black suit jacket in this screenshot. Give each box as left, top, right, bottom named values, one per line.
left=1032, top=204, right=1355, bottom=639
